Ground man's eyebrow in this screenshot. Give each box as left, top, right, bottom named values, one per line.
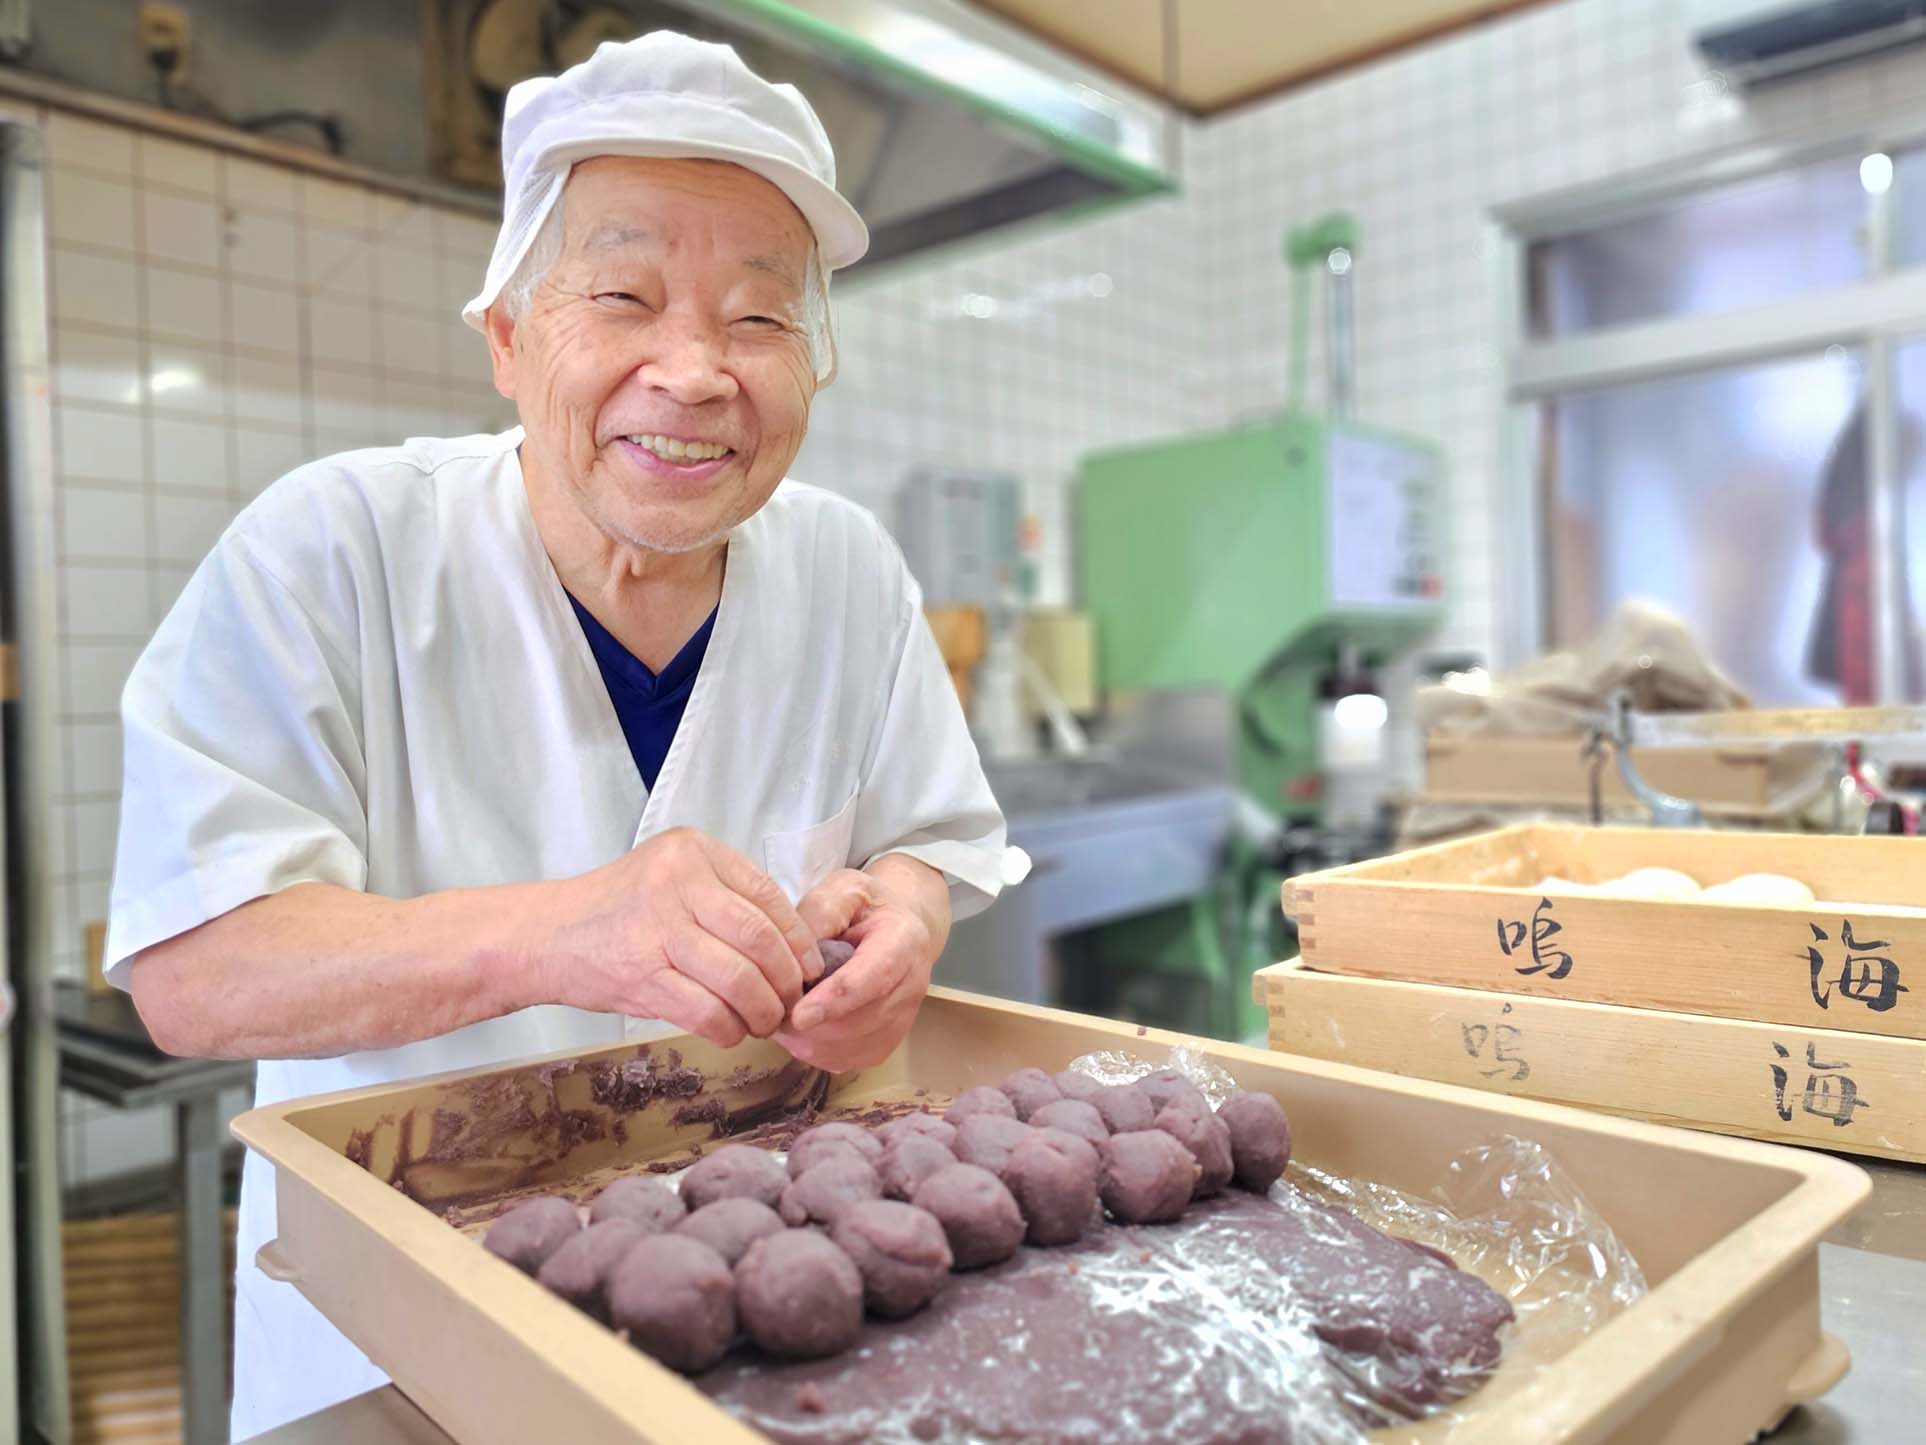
left=581, top=220, right=653, bottom=252
left=745, top=253, right=803, bottom=287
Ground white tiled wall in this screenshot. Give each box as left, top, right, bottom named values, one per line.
left=35, top=0, right=1926, bottom=1182
left=800, top=168, right=1211, bottom=605
left=34, top=107, right=517, bottom=1183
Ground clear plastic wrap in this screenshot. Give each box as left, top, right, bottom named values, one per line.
left=1292, top=1137, right=1647, bottom=1362
left=701, top=1190, right=1362, bottom=1443
left=694, top=1048, right=1649, bottom=1445
left=1284, top=1140, right=1647, bottom=1440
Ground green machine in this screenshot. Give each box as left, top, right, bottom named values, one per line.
left=1080, top=413, right=1443, bottom=819
left=1067, top=215, right=1444, bottom=1039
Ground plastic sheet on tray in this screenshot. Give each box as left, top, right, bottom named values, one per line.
left=690, top=1047, right=1647, bottom=1445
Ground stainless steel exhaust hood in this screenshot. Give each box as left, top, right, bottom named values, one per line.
left=620, top=0, right=1177, bottom=270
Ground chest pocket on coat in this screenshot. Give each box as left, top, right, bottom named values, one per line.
left=762, top=789, right=859, bottom=902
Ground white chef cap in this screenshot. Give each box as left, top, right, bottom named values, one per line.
left=461, top=30, right=869, bottom=335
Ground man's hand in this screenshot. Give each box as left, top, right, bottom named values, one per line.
left=536, top=828, right=824, bottom=1047
left=776, top=855, right=950, bottom=1073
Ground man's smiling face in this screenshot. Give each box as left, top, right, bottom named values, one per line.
left=487, top=156, right=819, bottom=552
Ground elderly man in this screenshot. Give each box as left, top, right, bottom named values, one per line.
left=106, top=32, right=1016, bottom=1437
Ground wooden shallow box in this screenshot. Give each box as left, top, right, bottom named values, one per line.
left=233, top=989, right=1868, bottom=1445
left=1257, top=958, right=1926, bottom=1165
left=1287, top=824, right=1926, bottom=1039
left=1421, top=737, right=1797, bottom=814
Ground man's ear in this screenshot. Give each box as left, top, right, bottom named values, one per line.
left=482, top=304, right=518, bottom=401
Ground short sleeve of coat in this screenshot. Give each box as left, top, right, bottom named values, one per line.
left=848, top=577, right=1014, bottom=922
left=104, top=531, right=369, bottom=988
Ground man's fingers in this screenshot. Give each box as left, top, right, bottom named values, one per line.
left=795, top=887, right=858, bottom=944
left=666, top=930, right=786, bottom=1038
left=775, top=975, right=921, bottom=1071
left=773, top=1024, right=893, bottom=1074
left=648, top=970, right=750, bottom=1049
left=689, top=888, right=805, bottom=1013
left=790, top=938, right=910, bottom=1031
left=705, top=843, right=826, bottom=982
left=796, top=870, right=878, bottom=944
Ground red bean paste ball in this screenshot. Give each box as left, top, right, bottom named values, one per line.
left=1093, top=1083, right=1156, bottom=1135
left=878, top=1133, right=957, bottom=1202
left=1000, top=1129, right=1100, bottom=1247
left=675, top=1198, right=786, bottom=1267
left=911, top=1162, right=1026, bottom=1269
left=681, top=1144, right=789, bottom=1211
left=878, top=1110, right=958, bottom=1149
left=952, top=1115, right=1036, bottom=1176
left=944, top=1085, right=1017, bottom=1127
left=785, top=1138, right=870, bottom=1180
left=1030, top=1125, right=1100, bottom=1172
left=815, top=938, right=857, bottom=979
left=736, top=1228, right=865, bottom=1359
left=779, top=1156, right=882, bottom=1228
left=537, top=1218, right=647, bottom=1320
left=787, top=1121, right=884, bottom=1177
left=1154, top=1100, right=1234, bottom=1198
left=1138, top=1068, right=1210, bottom=1117
left=1217, top=1090, right=1293, bottom=1193
left=1029, top=1098, right=1108, bottom=1149
left=483, top=1197, right=580, bottom=1274
left=998, top=1066, right=1063, bottom=1121
left=1052, top=1070, right=1106, bottom=1107
left=1099, top=1130, right=1199, bottom=1224
left=589, top=1176, right=686, bottom=1231
left=831, top=1199, right=955, bottom=1318
left=607, top=1235, right=736, bottom=1373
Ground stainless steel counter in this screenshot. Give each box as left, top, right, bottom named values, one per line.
left=937, top=756, right=1239, bottom=1004
left=257, top=1158, right=1926, bottom=1444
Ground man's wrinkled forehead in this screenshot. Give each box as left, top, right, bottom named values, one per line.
left=574, top=215, right=805, bottom=292
left=561, top=158, right=812, bottom=285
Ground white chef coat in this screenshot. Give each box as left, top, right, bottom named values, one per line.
left=105, top=427, right=1016, bottom=1439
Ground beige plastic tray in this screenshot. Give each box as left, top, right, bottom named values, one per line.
left=233, top=988, right=1868, bottom=1445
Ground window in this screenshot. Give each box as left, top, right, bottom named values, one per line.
left=1541, top=352, right=1863, bottom=706
left=1529, top=158, right=1870, bottom=339
left=1887, top=149, right=1926, bottom=268
left=1508, top=142, right=1926, bottom=705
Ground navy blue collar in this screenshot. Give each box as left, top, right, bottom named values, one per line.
left=567, top=595, right=718, bottom=700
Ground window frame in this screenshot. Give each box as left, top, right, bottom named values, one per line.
left=1496, top=125, right=1917, bottom=703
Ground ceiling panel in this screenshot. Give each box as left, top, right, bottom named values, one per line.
left=971, top=0, right=1543, bottom=112
left=969, top=0, right=1170, bottom=94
